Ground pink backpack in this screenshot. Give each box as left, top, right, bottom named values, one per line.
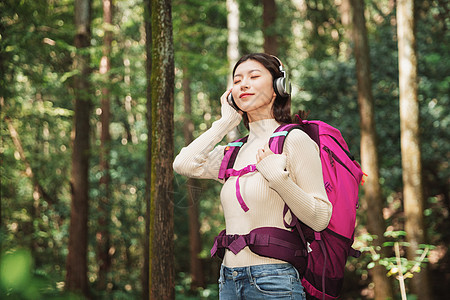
left=212, top=118, right=364, bottom=300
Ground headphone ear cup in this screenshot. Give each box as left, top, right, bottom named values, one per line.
left=227, top=93, right=241, bottom=111
left=273, top=77, right=291, bottom=98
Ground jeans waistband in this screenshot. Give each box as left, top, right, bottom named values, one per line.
left=220, top=263, right=299, bottom=281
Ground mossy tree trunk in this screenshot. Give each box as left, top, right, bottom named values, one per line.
left=149, top=0, right=175, bottom=298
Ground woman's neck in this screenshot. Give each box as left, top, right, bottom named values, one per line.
left=248, top=118, right=280, bottom=141
left=247, top=108, right=274, bottom=123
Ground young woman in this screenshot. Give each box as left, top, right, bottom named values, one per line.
left=173, top=53, right=332, bottom=299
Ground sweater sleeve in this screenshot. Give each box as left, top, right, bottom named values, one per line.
left=173, top=105, right=242, bottom=180
left=256, top=129, right=332, bottom=232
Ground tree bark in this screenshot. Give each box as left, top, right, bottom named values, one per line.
left=349, top=0, right=395, bottom=299
left=143, top=0, right=151, bottom=298
left=66, top=0, right=92, bottom=296
left=149, top=0, right=175, bottom=298
left=96, top=0, right=113, bottom=290
left=397, top=0, right=432, bottom=298
left=263, top=0, right=278, bottom=55
left=182, top=70, right=205, bottom=290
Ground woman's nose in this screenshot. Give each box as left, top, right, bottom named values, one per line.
left=240, top=78, right=250, bottom=90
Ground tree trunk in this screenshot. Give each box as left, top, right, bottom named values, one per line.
left=349, top=0, right=395, bottom=299
left=182, top=70, right=205, bottom=290
left=226, top=0, right=239, bottom=86
left=263, top=0, right=277, bottom=55
left=96, top=0, right=113, bottom=290
left=66, top=0, right=92, bottom=296
left=143, top=0, right=151, bottom=298
left=226, top=0, right=240, bottom=142
left=291, top=0, right=307, bottom=58
left=149, top=0, right=175, bottom=298
left=339, top=0, right=353, bottom=58
left=396, top=1, right=432, bottom=298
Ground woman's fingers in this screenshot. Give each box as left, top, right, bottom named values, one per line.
left=256, top=144, right=274, bottom=163
left=256, top=148, right=264, bottom=163
left=220, top=89, right=232, bottom=105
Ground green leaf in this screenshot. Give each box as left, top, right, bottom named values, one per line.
left=0, top=249, right=33, bottom=291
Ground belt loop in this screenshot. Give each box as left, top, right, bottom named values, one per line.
left=246, top=266, right=254, bottom=284
left=219, top=264, right=225, bottom=281
left=292, top=264, right=301, bottom=281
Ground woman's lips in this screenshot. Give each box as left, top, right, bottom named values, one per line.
left=239, top=93, right=254, bottom=98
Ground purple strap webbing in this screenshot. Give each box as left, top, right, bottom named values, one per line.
left=224, top=164, right=257, bottom=212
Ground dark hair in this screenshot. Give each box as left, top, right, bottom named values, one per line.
left=232, top=53, right=292, bottom=129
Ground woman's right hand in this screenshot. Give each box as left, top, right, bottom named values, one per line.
left=220, top=90, right=242, bottom=126
left=220, top=89, right=243, bottom=117
left=220, top=89, right=232, bottom=107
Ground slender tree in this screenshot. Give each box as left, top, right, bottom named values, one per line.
left=226, top=0, right=240, bottom=141
left=339, top=0, right=353, bottom=58
left=96, top=0, right=113, bottom=290
left=263, top=0, right=278, bottom=55
left=66, top=0, right=92, bottom=296
left=291, top=0, right=307, bottom=57
left=143, top=0, right=152, bottom=297
left=349, top=0, right=394, bottom=298
left=149, top=0, right=175, bottom=298
left=227, top=0, right=240, bottom=85
left=396, top=0, right=432, bottom=298
left=182, top=69, right=205, bottom=290
left=227, top=0, right=240, bottom=82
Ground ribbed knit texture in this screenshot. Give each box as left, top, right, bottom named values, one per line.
left=173, top=107, right=332, bottom=268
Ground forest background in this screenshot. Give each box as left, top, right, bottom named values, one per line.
left=1, top=0, right=449, bottom=299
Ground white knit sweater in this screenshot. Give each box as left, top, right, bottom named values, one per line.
left=173, top=105, right=332, bottom=268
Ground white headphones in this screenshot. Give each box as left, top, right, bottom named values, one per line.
left=271, top=55, right=292, bottom=98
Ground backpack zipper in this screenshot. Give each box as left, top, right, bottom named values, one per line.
left=327, top=135, right=355, bottom=161
left=323, top=146, right=357, bottom=182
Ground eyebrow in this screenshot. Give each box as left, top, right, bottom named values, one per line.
left=234, top=69, right=262, bottom=78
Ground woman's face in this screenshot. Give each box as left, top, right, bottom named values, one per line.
left=232, top=59, right=276, bottom=122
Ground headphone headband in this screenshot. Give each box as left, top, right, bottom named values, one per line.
left=271, top=55, right=284, bottom=71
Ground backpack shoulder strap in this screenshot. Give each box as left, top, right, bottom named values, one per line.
left=218, top=136, right=248, bottom=180
left=268, top=123, right=320, bottom=154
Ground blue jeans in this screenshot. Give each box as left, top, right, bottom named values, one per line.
left=218, top=263, right=306, bottom=299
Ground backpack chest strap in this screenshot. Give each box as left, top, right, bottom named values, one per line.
left=225, top=164, right=257, bottom=212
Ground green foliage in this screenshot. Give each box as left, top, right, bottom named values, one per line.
left=355, top=229, right=435, bottom=298
left=0, top=249, right=83, bottom=299
left=1, top=0, right=449, bottom=299
left=174, top=273, right=219, bottom=300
